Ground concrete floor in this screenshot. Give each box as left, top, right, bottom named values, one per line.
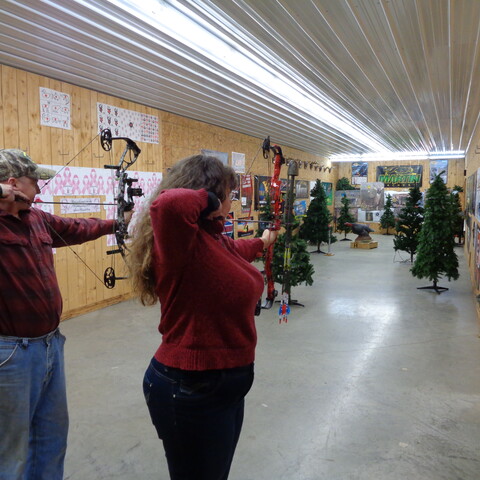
left=61, top=235, right=480, bottom=480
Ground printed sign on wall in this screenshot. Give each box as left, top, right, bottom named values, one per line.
left=376, top=165, right=423, bottom=188
left=97, top=103, right=159, bottom=144
left=40, top=87, right=71, bottom=130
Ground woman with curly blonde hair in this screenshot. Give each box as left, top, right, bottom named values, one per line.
left=128, top=154, right=277, bottom=480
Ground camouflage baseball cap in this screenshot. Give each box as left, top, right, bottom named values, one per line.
left=0, top=149, right=56, bottom=181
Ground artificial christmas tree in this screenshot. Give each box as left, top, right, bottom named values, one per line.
left=393, top=184, right=424, bottom=262
left=299, top=179, right=336, bottom=253
left=380, top=194, right=396, bottom=234
left=336, top=177, right=356, bottom=190
left=411, top=174, right=459, bottom=293
left=337, top=196, right=355, bottom=240
left=272, top=232, right=314, bottom=301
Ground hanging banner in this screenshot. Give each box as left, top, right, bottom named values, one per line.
left=241, top=175, right=253, bottom=214
left=376, top=165, right=423, bottom=188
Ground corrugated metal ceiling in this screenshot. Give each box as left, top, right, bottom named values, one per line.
left=1, top=0, right=480, bottom=159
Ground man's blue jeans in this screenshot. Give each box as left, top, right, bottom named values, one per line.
left=0, top=328, right=68, bottom=480
left=143, top=358, right=254, bottom=480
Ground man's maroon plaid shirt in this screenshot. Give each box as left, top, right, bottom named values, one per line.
left=0, top=207, right=116, bottom=337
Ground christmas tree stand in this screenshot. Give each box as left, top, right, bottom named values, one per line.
left=417, top=281, right=448, bottom=294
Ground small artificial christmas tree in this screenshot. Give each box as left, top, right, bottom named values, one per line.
left=336, top=177, right=356, bottom=190
left=380, top=194, right=396, bottom=234
left=411, top=173, right=459, bottom=293
left=299, top=179, right=337, bottom=253
left=393, top=184, right=424, bottom=262
left=272, top=232, right=315, bottom=301
left=337, top=195, right=355, bottom=240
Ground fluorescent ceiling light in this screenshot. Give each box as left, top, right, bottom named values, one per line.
left=330, top=151, right=465, bottom=162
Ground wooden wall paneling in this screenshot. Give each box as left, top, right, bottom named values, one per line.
left=90, top=90, right=102, bottom=169
left=17, top=69, right=29, bottom=151
left=26, top=72, right=42, bottom=160
left=2, top=66, right=19, bottom=148
left=47, top=78, right=64, bottom=166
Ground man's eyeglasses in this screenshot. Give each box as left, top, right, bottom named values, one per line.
left=229, top=191, right=238, bottom=201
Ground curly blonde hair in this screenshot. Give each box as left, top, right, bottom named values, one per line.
left=128, top=154, right=237, bottom=305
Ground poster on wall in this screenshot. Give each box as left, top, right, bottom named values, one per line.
left=334, top=190, right=361, bottom=208
left=376, top=165, right=423, bottom=188
left=351, top=162, right=368, bottom=185
left=322, top=182, right=333, bottom=205
left=223, top=212, right=234, bottom=239
left=237, top=217, right=255, bottom=237
left=388, top=191, right=410, bottom=216
left=293, top=200, right=307, bottom=217
left=35, top=164, right=162, bottom=247
left=201, top=149, right=228, bottom=165
left=358, top=210, right=382, bottom=223
left=241, top=175, right=253, bottom=214
left=475, top=224, right=480, bottom=290
left=40, top=87, right=71, bottom=130
left=476, top=168, right=480, bottom=221
left=97, top=103, right=159, bottom=144
left=360, top=182, right=385, bottom=210
left=466, top=172, right=476, bottom=217
left=231, top=152, right=246, bottom=173
left=429, top=160, right=448, bottom=183
left=231, top=174, right=241, bottom=201
left=295, top=180, right=309, bottom=198
left=255, top=175, right=270, bottom=209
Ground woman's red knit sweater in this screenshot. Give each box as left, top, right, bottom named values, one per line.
left=150, top=188, right=265, bottom=371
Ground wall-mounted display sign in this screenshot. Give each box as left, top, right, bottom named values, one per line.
left=376, top=165, right=423, bottom=188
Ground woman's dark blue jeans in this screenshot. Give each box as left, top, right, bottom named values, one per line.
left=143, top=357, right=254, bottom=480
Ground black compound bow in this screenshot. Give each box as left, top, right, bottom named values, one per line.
left=100, top=128, right=143, bottom=288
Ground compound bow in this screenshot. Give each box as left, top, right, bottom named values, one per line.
left=100, top=128, right=143, bottom=288
left=36, top=128, right=143, bottom=289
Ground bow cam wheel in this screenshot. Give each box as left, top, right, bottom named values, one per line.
left=104, top=267, right=116, bottom=289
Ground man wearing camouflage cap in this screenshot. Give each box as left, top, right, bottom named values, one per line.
left=0, top=148, right=132, bottom=479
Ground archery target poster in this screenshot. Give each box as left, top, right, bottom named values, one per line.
left=97, top=103, right=159, bottom=144
left=35, top=164, right=162, bottom=247
left=39, top=87, right=71, bottom=130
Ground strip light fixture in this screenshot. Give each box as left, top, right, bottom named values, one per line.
left=330, top=151, right=465, bottom=163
